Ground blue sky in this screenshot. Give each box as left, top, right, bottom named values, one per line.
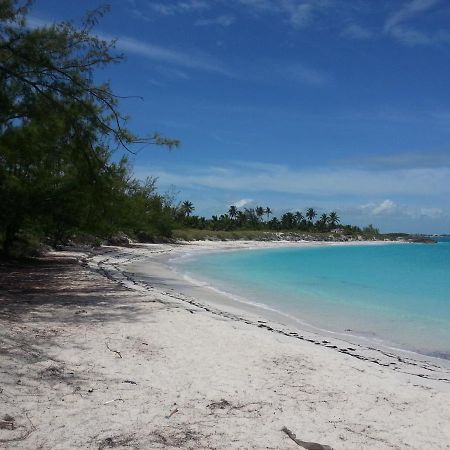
left=30, top=0, right=450, bottom=233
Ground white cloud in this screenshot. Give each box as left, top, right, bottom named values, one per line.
left=371, top=199, right=397, bottom=215
left=234, top=198, right=254, bottom=208
left=360, top=200, right=446, bottom=220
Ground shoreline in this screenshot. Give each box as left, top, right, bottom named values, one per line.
left=166, top=241, right=450, bottom=365
left=168, top=241, right=421, bottom=357
left=2, top=242, right=450, bottom=449
left=94, top=241, right=450, bottom=379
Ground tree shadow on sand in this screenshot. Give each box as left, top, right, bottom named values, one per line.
left=0, top=254, right=158, bottom=390
left=0, top=255, right=149, bottom=325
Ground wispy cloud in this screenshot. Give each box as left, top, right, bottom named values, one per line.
left=237, top=0, right=334, bottom=29
left=136, top=161, right=450, bottom=198
left=361, top=199, right=446, bottom=219
left=195, top=14, right=236, bottom=27
left=148, top=1, right=211, bottom=16
left=341, top=151, right=450, bottom=170
left=391, top=27, right=450, bottom=46
left=125, top=0, right=153, bottom=22
left=244, top=0, right=338, bottom=29
left=235, top=0, right=275, bottom=13
left=384, top=0, right=450, bottom=46
left=282, top=63, right=331, bottom=86
left=112, top=35, right=233, bottom=76
left=240, top=60, right=331, bottom=88
left=341, top=23, right=374, bottom=40
left=418, top=207, right=445, bottom=219
left=154, top=66, right=191, bottom=80
left=26, top=14, right=232, bottom=77
left=384, top=0, right=439, bottom=32
left=144, top=0, right=336, bottom=30
left=278, top=0, right=316, bottom=28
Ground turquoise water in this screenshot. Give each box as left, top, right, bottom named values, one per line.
left=175, top=239, right=450, bottom=359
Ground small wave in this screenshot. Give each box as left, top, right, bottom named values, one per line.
left=179, top=272, right=354, bottom=337
left=166, top=245, right=450, bottom=363
left=181, top=273, right=284, bottom=314
left=181, top=270, right=446, bottom=361
left=168, top=252, right=197, bottom=264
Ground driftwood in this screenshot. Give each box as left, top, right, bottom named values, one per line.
left=104, top=398, right=124, bottom=405
left=105, top=342, right=122, bottom=358
left=165, top=408, right=179, bottom=419
left=281, top=427, right=334, bottom=450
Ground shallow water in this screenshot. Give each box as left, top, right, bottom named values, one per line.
left=174, top=239, right=450, bottom=359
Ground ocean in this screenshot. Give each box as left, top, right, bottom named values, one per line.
left=173, top=238, right=450, bottom=360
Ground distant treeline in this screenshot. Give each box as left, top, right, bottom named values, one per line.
left=177, top=203, right=379, bottom=235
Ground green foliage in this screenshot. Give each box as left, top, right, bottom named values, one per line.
left=0, top=1, right=178, bottom=256
left=362, top=224, right=380, bottom=235
left=179, top=204, right=354, bottom=235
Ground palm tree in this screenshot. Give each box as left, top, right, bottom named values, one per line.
left=244, top=208, right=259, bottom=227
left=281, top=212, right=296, bottom=229
left=306, top=207, right=317, bottom=223
left=328, top=211, right=340, bottom=228
left=317, top=213, right=328, bottom=231
left=294, top=211, right=304, bottom=228
left=236, top=210, right=246, bottom=226
left=228, top=205, right=238, bottom=220
left=255, top=206, right=265, bottom=221
left=181, top=200, right=194, bottom=217
left=265, top=206, right=272, bottom=222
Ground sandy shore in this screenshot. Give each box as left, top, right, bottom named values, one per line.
left=1, top=241, right=450, bottom=449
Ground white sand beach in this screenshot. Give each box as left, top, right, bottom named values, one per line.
left=1, top=241, right=450, bottom=449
